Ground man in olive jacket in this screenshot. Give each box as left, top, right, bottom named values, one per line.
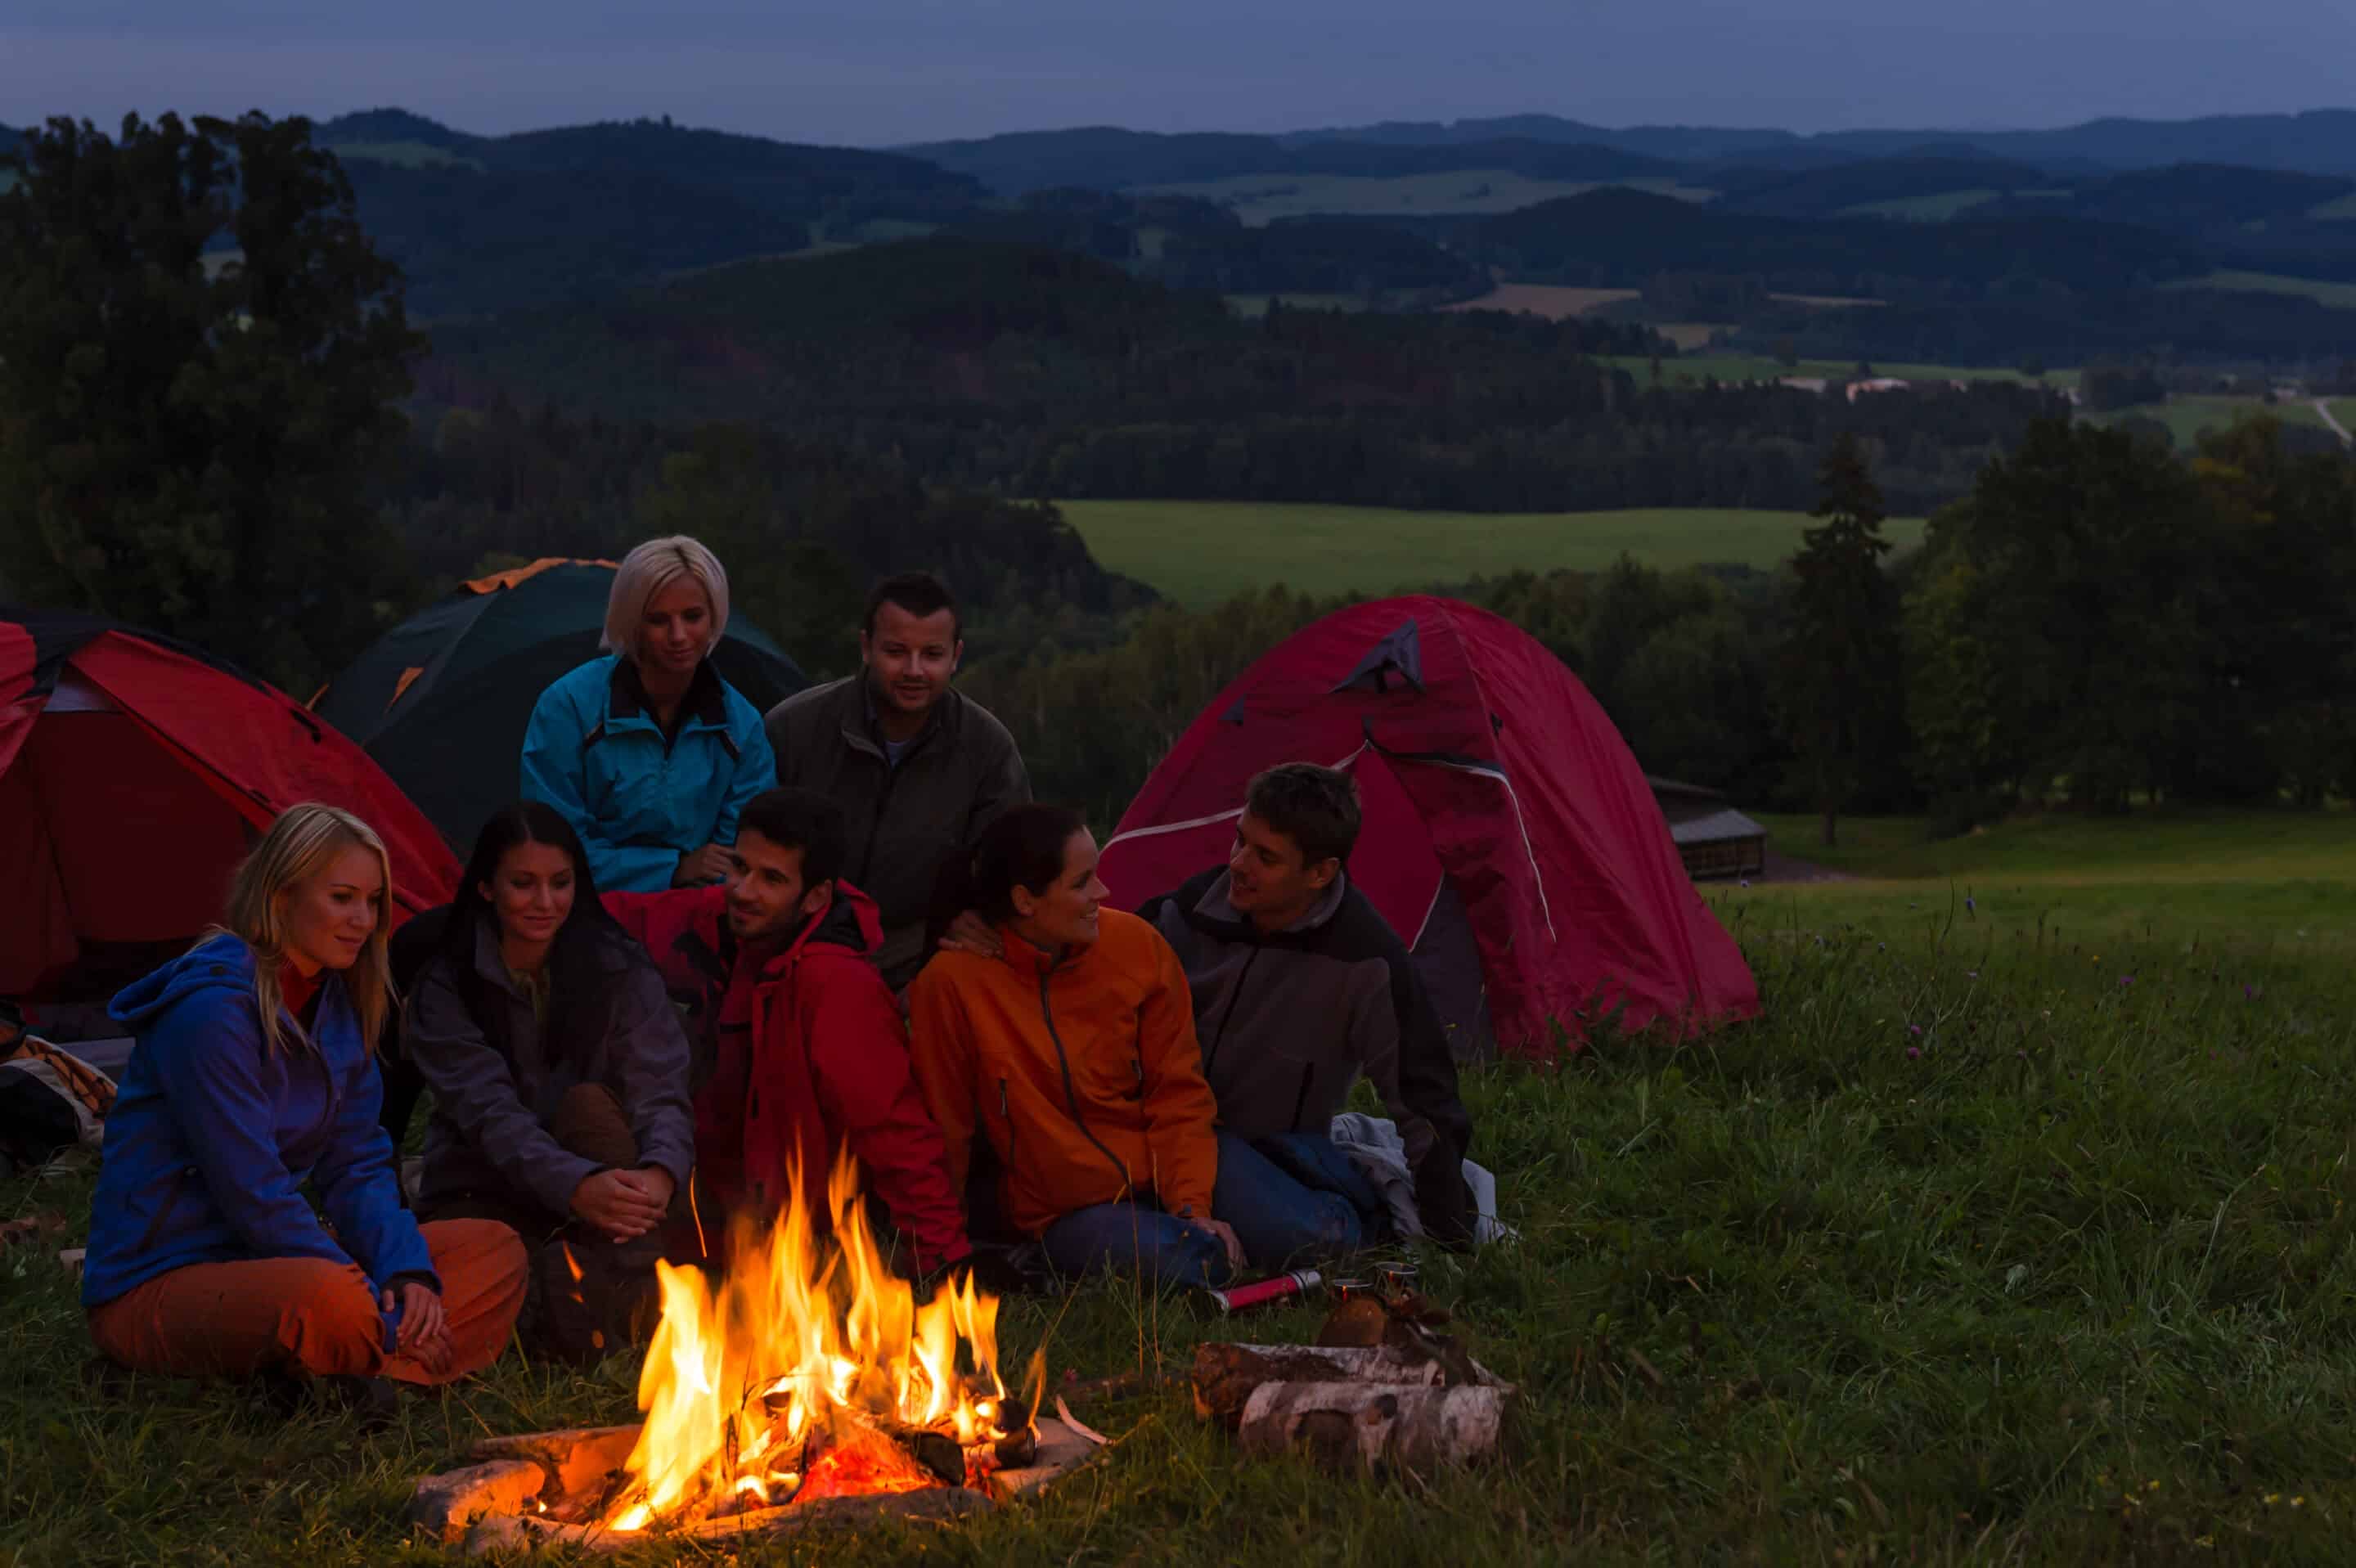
left=764, top=573, right=1031, bottom=990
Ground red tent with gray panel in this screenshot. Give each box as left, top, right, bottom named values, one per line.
left=0, top=609, right=461, bottom=1000
left=1096, top=595, right=1757, bottom=1058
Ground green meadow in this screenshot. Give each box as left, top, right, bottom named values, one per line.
left=1134, top=172, right=1714, bottom=227
left=8, top=811, right=2356, bottom=1563
left=2091, top=395, right=2344, bottom=451
left=2165, top=270, right=2356, bottom=311
left=1601, top=353, right=2066, bottom=388
left=1056, top=500, right=1930, bottom=608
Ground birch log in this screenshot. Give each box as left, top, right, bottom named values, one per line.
left=1235, top=1382, right=1513, bottom=1476
left=1189, top=1342, right=1502, bottom=1429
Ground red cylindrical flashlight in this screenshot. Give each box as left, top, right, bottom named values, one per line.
left=1205, top=1269, right=1322, bottom=1314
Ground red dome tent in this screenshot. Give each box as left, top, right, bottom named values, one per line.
left=0, top=610, right=461, bottom=1000
left=1097, top=596, right=1757, bottom=1058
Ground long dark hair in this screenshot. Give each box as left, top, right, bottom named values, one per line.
left=928, top=804, right=1086, bottom=949
left=444, top=802, right=627, bottom=1054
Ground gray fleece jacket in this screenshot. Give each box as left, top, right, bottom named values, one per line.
left=1141, top=868, right=1477, bottom=1242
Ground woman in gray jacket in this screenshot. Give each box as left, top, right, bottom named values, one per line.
left=404, top=802, right=694, bottom=1361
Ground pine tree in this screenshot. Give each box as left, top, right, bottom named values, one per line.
left=0, top=113, right=422, bottom=691
left=1780, top=433, right=1901, bottom=847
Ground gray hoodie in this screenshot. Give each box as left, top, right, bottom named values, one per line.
left=404, top=913, right=695, bottom=1220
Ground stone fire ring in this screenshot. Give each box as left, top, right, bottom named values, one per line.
left=408, top=1419, right=1099, bottom=1554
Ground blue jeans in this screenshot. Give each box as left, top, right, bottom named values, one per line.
left=1212, top=1130, right=1369, bottom=1269
left=1041, top=1202, right=1234, bottom=1289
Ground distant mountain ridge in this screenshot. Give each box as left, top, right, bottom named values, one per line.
left=1283, top=109, right=2356, bottom=175
left=897, top=125, right=1676, bottom=195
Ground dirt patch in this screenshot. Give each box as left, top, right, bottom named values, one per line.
left=1757, top=851, right=1855, bottom=884
left=1442, top=285, right=1639, bottom=320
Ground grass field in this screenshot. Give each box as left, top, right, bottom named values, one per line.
left=1224, top=293, right=1374, bottom=319
left=1603, top=353, right=2065, bottom=389
left=10, top=811, right=2356, bottom=1564
left=1055, top=501, right=1931, bottom=607
left=1134, top=172, right=1713, bottom=227
left=1739, top=808, right=2356, bottom=947
left=2165, top=270, right=2356, bottom=310
left=2090, top=395, right=2336, bottom=450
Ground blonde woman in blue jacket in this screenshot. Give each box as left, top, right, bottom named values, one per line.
left=84, top=805, right=528, bottom=1406
left=521, top=537, right=776, bottom=893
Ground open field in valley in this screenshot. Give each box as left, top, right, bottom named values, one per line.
left=1441, top=285, right=1642, bottom=319
left=1601, top=353, right=2069, bottom=389
left=2164, top=270, right=2356, bottom=311
left=2090, top=395, right=2343, bottom=450
left=1134, top=171, right=1713, bottom=226
left=10, top=809, right=2356, bottom=1562
left=1055, top=500, right=1931, bottom=607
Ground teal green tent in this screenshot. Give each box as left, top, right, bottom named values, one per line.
left=315, top=559, right=807, bottom=849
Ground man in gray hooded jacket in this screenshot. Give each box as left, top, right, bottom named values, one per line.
left=1140, top=764, right=1476, bottom=1253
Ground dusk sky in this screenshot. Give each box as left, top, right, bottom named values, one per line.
left=4, top=0, right=2351, bottom=146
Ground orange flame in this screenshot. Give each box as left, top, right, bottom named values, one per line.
left=605, top=1152, right=1007, bottom=1531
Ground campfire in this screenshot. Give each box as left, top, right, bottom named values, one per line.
left=602, top=1154, right=1028, bottom=1531
left=412, top=1156, right=1090, bottom=1553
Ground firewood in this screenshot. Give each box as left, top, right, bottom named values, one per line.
left=1235, top=1382, right=1513, bottom=1476
left=407, top=1459, right=545, bottom=1545
left=1189, top=1342, right=1504, bottom=1429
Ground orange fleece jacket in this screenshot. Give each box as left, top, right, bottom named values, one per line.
left=906, top=910, right=1220, bottom=1238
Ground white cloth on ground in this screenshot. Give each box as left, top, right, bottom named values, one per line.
left=1329, top=1112, right=1515, bottom=1246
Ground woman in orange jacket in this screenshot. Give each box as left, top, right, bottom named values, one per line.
left=907, top=805, right=1243, bottom=1287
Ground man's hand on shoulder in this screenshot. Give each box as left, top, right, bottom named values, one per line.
left=937, top=910, right=1004, bottom=959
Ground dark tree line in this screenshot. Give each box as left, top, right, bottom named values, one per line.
left=425, top=237, right=2068, bottom=516
left=964, top=416, right=2356, bottom=830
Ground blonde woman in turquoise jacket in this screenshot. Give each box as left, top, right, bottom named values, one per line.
left=521, top=537, right=776, bottom=893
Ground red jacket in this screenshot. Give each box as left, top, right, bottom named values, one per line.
left=604, top=882, right=969, bottom=1273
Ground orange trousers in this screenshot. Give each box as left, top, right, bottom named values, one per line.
left=87, top=1219, right=528, bottom=1386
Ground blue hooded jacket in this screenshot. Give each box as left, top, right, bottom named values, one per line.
left=519, top=654, right=776, bottom=893
left=83, top=935, right=437, bottom=1323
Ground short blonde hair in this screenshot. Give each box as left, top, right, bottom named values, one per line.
left=215, top=803, right=397, bottom=1055
left=603, top=536, right=730, bottom=661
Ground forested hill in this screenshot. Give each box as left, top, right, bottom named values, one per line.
left=1282, top=108, right=2356, bottom=174
left=420, top=236, right=2063, bottom=517
left=312, top=111, right=989, bottom=317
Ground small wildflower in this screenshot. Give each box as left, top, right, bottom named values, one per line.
left=1909, top=1023, right=1923, bottom=1036
left=2147, top=1480, right=2160, bottom=1492
left=2293, top=1496, right=2306, bottom=1507
left=1966, top=896, right=1976, bottom=912
left=2120, top=974, right=2134, bottom=987
left=1907, top=1046, right=1921, bottom=1060
left=2264, top=1494, right=2282, bottom=1505
left=1738, top=878, right=1751, bottom=888
left=1967, top=970, right=1979, bottom=979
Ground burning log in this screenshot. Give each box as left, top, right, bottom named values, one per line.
left=1237, top=1382, right=1513, bottom=1477
left=462, top=1485, right=994, bottom=1556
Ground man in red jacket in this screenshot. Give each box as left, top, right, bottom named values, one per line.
left=605, top=787, right=969, bottom=1278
